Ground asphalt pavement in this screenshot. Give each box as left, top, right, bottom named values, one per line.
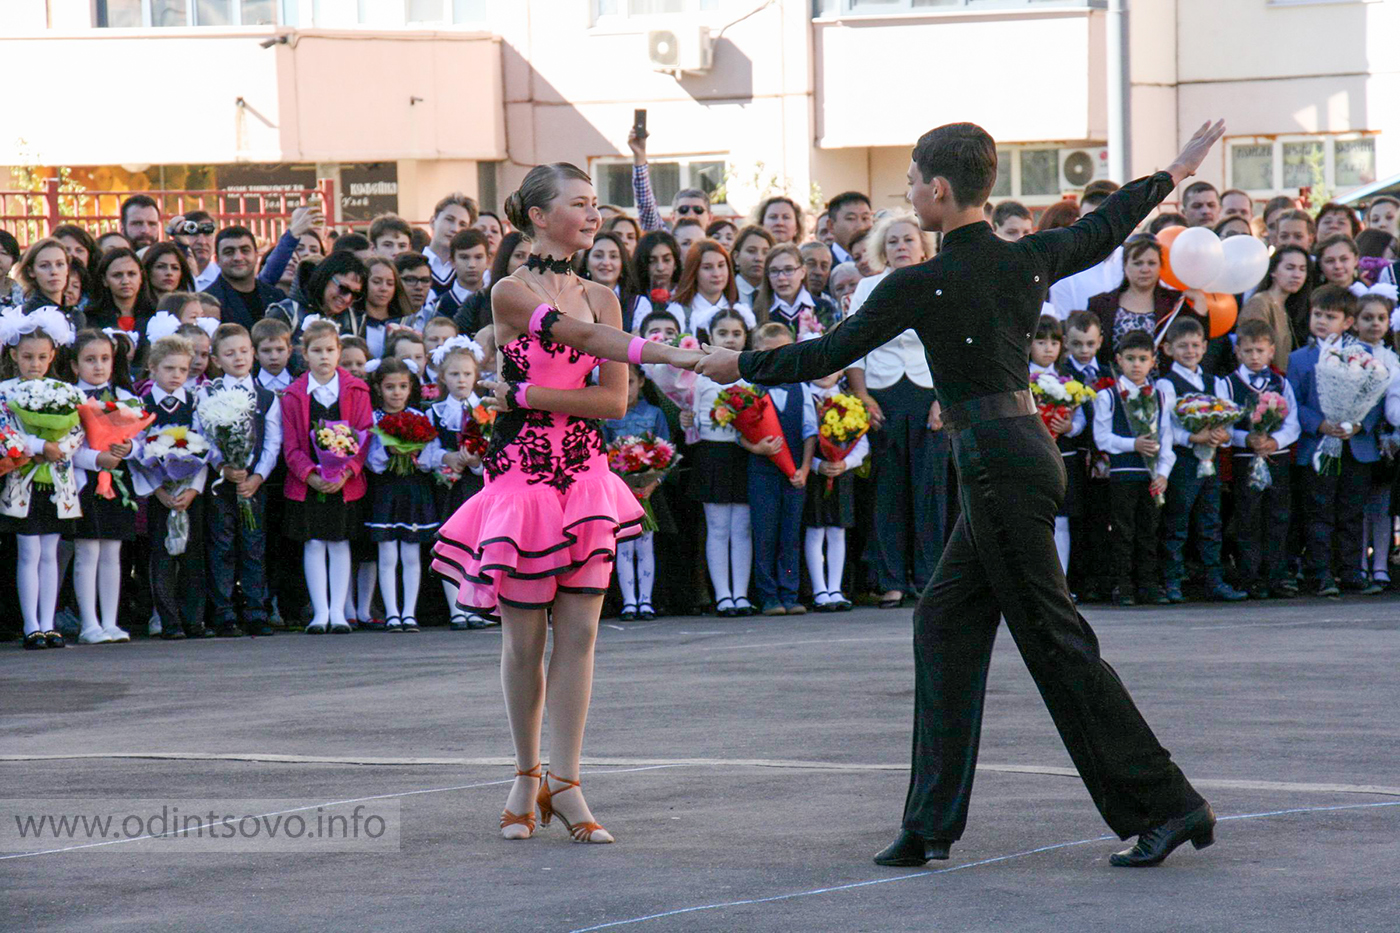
left=3, top=596, right=1398, bottom=932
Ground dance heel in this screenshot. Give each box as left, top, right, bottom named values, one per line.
left=537, top=772, right=613, bottom=844
left=1191, top=826, right=1215, bottom=850
left=500, top=763, right=542, bottom=840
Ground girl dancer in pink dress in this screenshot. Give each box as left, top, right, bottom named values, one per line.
left=432, top=163, right=702, bottom=844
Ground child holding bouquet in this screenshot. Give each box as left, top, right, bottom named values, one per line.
left=1288, top=285, right=1385, bottom=596
left=1352, top=292, right=1400, bottom=590
left=1092, top=330, right=1175, bottom=607
left=804, top=374, right=868, bottom=612
left=1222, top=319, right=1300, bottom=598
left=281, top=318, right=373, bottom=634
left=1155, top=316, right=1247, bottom=603
left=745, top=323, right=817, bottom=615
left=683, top=308, right=754, bottom=617
left=196, top=323, right=283, bottom=637
left=1030, top=314, right=1089, bottom=576
left=365, top=357, right=438, bottom=632
left=70, top=329, right=150, bottom=644
left=1060, top=312, right=1114, bottom=602
left=0, top=307, right=81, bottom=649
left=132, top=334, right=212, bottom=639
left=423, top=337, right=489, bottom=628
left=604, top=364, right=673, bottom=620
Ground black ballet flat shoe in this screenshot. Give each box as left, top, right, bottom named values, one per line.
left=637, top=603, right=656, bottom=621
left=873, top=829, right=952, bottom=867
left=1109, top=803, right=1216, bottom=867
left=619, top=606, right=638, bottom=622
left=44, top=631, right=65, bottom=648
left=22, top=632, right=46, bottom=650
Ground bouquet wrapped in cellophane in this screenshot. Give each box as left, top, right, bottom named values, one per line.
left=1313, top=342, right=1391, bottom=475
left=137, top=425, right=210, bottom=555
left=1030, top=372, right=1097, bottom=436
left=1175, top=393, right=1244, bottom=477
left=1245, top=390, right=1289, bottom=491
left=606, top=433, right=680, bottom=532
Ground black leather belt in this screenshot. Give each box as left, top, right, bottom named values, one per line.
left=943, top=389, right=1037, bottom=432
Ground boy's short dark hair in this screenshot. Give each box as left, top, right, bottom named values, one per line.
left=1183, top=180, right=1219, bottom=201
left=251, top=317, right=292, bottom=347
left=1116, top=330, right=1155, bottom=355
left=1064, top=310, right=1101, bottom=337
left=1164, top=315, right=1205, bottom=344
left=332, top=232, right=371, bottom=254
left=1034, top=314, right=1063, bottom=342
left=752, top=322, right=794, bottom=346
left=1310, top=283, right=1359, bottom=319
left=912, top=122, right=997, bottom=209
left=1081, top=180, right=1121, bottom=209
left=212, top=322, right=251, bottom=351
left=1236, top=318, right=1276, bottom=345
left=1149, top=213, right=1188, bottom=234
left=394, top=252, right=430, bottom=274
left=449, top=228, right=489, bottom=255
left=992, top=200, right=1032, bottom=228
left=369, top=214, right=413, bottom=243
left=826, top=191, right=871, bottom=216
left=1276, top=208, right=1317, bottom=234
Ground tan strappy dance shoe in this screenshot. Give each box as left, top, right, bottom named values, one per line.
left=537, top=771, right=614, bottom=844
left=500, top=763, right=541, bottom=840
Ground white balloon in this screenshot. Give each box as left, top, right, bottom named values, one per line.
left=1169, top=227, right=1225, bottom=290
left=1205, top=234, right=1271, bottom=295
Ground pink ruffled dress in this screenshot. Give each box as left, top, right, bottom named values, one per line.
left=431, top=305, right=644, bottom=613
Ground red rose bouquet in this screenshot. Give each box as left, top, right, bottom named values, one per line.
left=711, top=384, right=796, bottom=477
left=373, top=410, right=437, bottom=475
left=606, top=432, right=681, bottom=531
left=0, top=419, right=31, bottom=479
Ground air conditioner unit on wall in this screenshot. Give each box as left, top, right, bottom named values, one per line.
left=648, top=26, right=714, bottom=75
left=1059, top=148, right=1109, bottom=190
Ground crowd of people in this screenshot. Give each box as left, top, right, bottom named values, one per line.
left=2, top=138, right=1399, bottom=648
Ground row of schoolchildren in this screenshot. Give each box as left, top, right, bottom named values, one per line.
left=1035, top=283, right=1400, bottom=606
left=9, top=304, right=499, bottom=649
left=610, top=307, right=866, bottom=618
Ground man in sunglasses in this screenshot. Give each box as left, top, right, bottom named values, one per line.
left=628, top=125, right=713, bottom=233
left=169, top=210, right=221, bottom=290
left=202, top=225, right=287, bottom=330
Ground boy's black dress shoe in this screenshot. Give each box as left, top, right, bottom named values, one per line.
left=873, top=829, right=953, bottom=867
left=1110, top=803, right=1216, bottom=867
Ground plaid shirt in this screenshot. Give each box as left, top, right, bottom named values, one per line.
left=632, top=164, right=667, bottom=232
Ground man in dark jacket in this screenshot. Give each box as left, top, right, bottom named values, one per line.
left=202, top=226, right=285, bottom=330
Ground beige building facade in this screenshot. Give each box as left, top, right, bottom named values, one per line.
left=0, top=0, right=1393, bottom=232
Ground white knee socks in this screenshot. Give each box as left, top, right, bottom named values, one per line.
left=805, top=526, right=848, bottom=603
left=730, top=505, right=752, bottom=602
left=1054, top=516, right=1071, bottom=577
left=328, top=541, right=351, bottom=627
left=304, top=540, right=329, bottom=627
left=704, top=504, right=753, bottom=606
left=377, top=541, right=422, bottom=621
left=17, top=534, right=61, bottom=636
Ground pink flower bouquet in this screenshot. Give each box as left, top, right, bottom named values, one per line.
left=643, top=332, right=701, bottom=444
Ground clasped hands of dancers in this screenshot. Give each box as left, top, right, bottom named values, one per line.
left=457, top=118, right=1226, bottom=869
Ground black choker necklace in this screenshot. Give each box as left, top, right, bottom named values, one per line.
left=526, top=254, right=573, bottom=275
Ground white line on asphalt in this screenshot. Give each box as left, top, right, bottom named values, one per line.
left=564, top=800, right=1400, bottom=933
left=5, top=753, right=1399, bottom=798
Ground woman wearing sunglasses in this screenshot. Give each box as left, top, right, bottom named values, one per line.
left=267, top=251, right=368, bottom=368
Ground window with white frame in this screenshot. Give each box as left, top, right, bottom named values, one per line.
left=1227, top=134, right=1377, bottom=195
left=986, top=144, right=1109, bottom=204
left=593, top=0, right=719, bottom=24
left=813, top=0, right=1104, bottom=16
left=592, top=156, right=729, bottom=211
left=96, top=0, right=277, bottom=26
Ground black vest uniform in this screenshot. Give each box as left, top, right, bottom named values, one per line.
left=1105, top=387, right=1162, bottom=482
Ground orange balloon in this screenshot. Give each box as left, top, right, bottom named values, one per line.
left=1186, top=291, right=1238, bottom=338
left=1156, top=225, right=1188, bottom=291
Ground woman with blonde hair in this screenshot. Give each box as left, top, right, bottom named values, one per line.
left=844, top=211, right=948, bottom=610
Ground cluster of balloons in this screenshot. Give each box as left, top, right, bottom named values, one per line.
left=1157, top=226, right=1271, bottom=337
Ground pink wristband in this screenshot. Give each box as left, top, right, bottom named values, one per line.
left=513, top=382, right=533, bottom=410
left=528, top=303, right=552, bottom=338
left=627, top=336, right=647, bottom=365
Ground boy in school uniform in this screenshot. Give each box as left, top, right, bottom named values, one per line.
left=1287, top=284, right=1382, bottom=596
left=132, top=335, right=211, bottom=639
left=1092, top=330, right=1174, bottom=607
left=198, top=323, right=283, bottom=637
left=746, top=323, right=818, bottom=615
left=1059, top=311, right=1113, bottom=601
left=1155, top=316, right=1247, bottom=603
left=251, top=317, right=302, bottom=625
left=1222, top=318, right=1300, bottom=599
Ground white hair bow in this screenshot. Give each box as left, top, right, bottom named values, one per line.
left=1349, top=281, right=1399, bottom=302
left=429, top=334, right=485, bottom=368
left=363, top=358, right=383, bottom=374
left=102, top=327, right=136, bottom=348
left=401, top=357, right=421, bottom=376
left=1, top=306, right=76, bottom=347
left=299, top=314, right=328, bottom=333
left=194, top=317, right=218, bottom=338
left=145, top=311, right=182, bottom=344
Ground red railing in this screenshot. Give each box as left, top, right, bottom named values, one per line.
left=0, top=178, right=337, bottom=248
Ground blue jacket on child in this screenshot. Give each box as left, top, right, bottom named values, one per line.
left=1287, top=342, right=1382, bottom=465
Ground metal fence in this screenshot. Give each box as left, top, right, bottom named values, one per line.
left=0, top=178, right=337, bottom=248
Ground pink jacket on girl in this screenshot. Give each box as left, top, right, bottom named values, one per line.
left=280, top=367, right=373, bottom=502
